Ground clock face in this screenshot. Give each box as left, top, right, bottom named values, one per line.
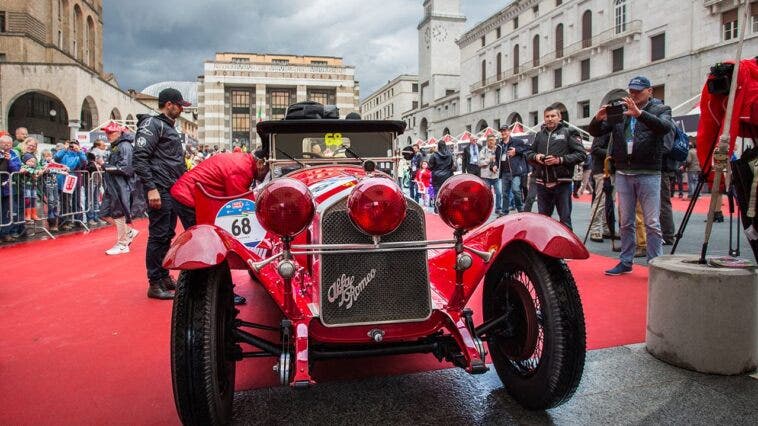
left=432, top=24, right=448, bottom=42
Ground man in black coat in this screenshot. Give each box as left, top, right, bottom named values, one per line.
left=525, top=106, right=587, bottom=230
left=133, top=88, right=190, bottom=299
left=588, top=76, right=673, bottom=275
left=461, top=138, right=481, bottom=176
left=499, top=124, right=528, bottom=213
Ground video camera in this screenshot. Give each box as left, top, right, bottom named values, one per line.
left=606, top=99, right=627, bottom=125
left=707, top=62, right=734, bottom=95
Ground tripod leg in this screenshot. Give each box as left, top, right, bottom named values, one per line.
left=671, top=177, right=705, bottom=254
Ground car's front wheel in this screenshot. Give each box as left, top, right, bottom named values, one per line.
left=483, top=244, right=586, bottom=410
left=171, top=265, right=237, bottom=425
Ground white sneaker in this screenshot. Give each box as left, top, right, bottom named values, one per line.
left=105, top=244, right=130, bottom=255
left=126, top=228, right=139, bottom=245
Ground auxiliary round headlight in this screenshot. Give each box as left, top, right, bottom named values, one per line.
left=347, top=177, right=407, bottom=236
left=255, top=178, right=315, bottom=237
left=436, top=174, right=493, bottom=231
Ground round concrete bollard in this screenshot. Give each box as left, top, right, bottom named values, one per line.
left=646, top=255, right=758, bottom=375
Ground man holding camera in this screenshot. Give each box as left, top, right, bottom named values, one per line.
left=479, top=135, right=503, bottom=215
left=525, top=105, right=586, bottom=230
left=499, top=124, right=528, bottom=213
left=589, top=76, right=673, bottom=275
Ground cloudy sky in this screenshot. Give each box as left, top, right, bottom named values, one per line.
left=103, top=0, right=502, bottom=98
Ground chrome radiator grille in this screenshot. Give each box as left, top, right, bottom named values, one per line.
left=319, top=198, right=431, bottom=327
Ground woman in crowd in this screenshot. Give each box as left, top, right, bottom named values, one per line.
left=99, top=122, right=139, bottom=255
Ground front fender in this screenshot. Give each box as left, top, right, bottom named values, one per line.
left=468, top=212, right=589, bottom=260
left=162, top=224, right=254, bottom=270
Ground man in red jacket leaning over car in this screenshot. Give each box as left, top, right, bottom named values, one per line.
left=170, top=149, right=269, bottom=304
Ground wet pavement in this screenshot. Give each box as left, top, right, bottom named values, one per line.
left=231, top=344, right=758, bottom=425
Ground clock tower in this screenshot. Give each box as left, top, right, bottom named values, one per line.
left=418, top=0, right=466, bottom=107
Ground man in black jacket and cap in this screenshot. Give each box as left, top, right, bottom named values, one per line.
left=133, top=88, right=190, bottom=299
left=589, top=76, right=673, bottom=276
left=525, top=105, right=587, bottom=230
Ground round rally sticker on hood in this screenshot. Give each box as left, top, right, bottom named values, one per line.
left=215, top=199, right=266, bottom=248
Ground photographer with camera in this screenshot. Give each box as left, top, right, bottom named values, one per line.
left=525, top=105, right=586, bottom=230
left=499, top=124, right=528, bottom=213
left=589, top=76, right=674, bottom=276
left=479, top=135, right=504, bottom=216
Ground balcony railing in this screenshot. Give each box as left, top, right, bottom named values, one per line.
left=470, top=20, right=642, bottom=93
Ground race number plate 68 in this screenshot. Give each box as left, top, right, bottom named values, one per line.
left=214, top=199, right=266, bottom=249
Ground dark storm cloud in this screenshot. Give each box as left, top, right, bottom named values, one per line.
left=104, top=0, right=504, bottom=97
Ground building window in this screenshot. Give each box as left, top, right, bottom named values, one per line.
left=652, top=84, right=665, bottom=103
left=232, top=57, right=250, bottom=63
left=533, top=5, right=539, bottom=16
left=753, top=3, right=758, bottom=32
left=307, top=88, right=336, bottom=105
left=0, top=53, right=6, bottom=62
left=722, top=9, right=739, bottom=41
left=0, top=11, right=5, bottom=33
left=651, top=33, right=665, bottom=61
left=512, top=83, right=519, bottom=100
left=529, top=111, right=539, bottom=126
left=466, top=125, right=472, bottom=133
left=513, top=16, right=519, bottom=30
left=580, top=59, right=590, bottom=81
left=496, top=88, right=501, bottom=104
left=494, top=119, right=501, bottom=130
left=554, top=68, right=562, bottom=88
left=311, top=60, right=328, bottom=65
left=578, top=100, right=590, bottom=119
left=615, top=0, right=627, bottom=33
left=481, top=36, right=486, bottom=47
left=412, top=83, right=418, bottom=92
left=582, top=10, right=592, bottom=48
left=555, top=24, right=564, bottom=58
left=481, top=94, right=485, bottom=109
left=481, top=59, right=487, bottom=84
left=496, top=52, right=502, bottom=79
left=412, top=101, right=419, bottom=110
left=467, top=98, right=472, bottom=113
left=272, top=59, right=289, bottom=65
left=231, top=89, right=252, bottom=149
left=612, top=47, right=624, bottom=72
left=531, top=76, right=539, bottom=95
left=556, top=0, right=563, bottom=5
left=267, top=88, right=294, bottom=120
left=513, top=44, right=520, bottom=74
left=496, top=26, right=501, bottom=39
left=532, top=35, right=540, bottom=67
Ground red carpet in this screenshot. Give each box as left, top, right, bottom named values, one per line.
left=574, top=191, right=724, bottom=215
left=0, top=217, right=647, bottom=425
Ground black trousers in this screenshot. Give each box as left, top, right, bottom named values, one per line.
left=145, top=190, right=195, bottom=282
left=465, top=164, right=481, bottom=176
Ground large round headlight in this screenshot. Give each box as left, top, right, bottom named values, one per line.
left=347, top=177, right=407, bottom=236
left=255, top=178, right=315, bottom=237
left=436, top=174, right=493, bottom=231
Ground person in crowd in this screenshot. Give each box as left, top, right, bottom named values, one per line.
left=499, top=124, right=528, bottom=214
left=54, top=140, right=87, bottom=231
left=184, top=150, right=194, bottom=171
left=525, top=105, right=587, bottom=230
left=660, top=145, right=680, bottom=246
left=53, top=142, right=65, bottom=156
left=428, top=140, right=455, bottom=213
left=133, top=88, right=190, bottom=300
left=409, top=143, right=423, bottom=202
left=572, top=163, right=584, bottom=199
left=580, top=154, right=593, bottom=195
left=671, top=164, right=685, bottom=199
left=170, top=149, right=269, bottom=305
left=40, top=149, right=62, bottom=231
left=416, top=160, right=433, bottom=208
left=90, top=138, right=109, bottom=164
left=13, top=127, right=28, bottom=149
left=19, top=153, right=42, bottom=222
left=685, top=141, right=700, bottom=199
left=1, top=134, right=22, bottom=242
left=479, top=135, right=503, bottom=215
left=588, top=134, right=612, bottom=243
left=461, top=137, right=481, bottom=176
left=99, top=122, right=139, bottom=256
left=85, top=152, right=105, bottom=226
left=589, top=76, right=674, bottom=275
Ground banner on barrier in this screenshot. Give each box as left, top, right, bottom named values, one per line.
left=62, top=174, right=78, bottom=194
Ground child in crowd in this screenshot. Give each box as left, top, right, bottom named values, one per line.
left=40, top=150, right=63, bottom=231
left=416, top=161, right=433, bottom=208
left=20, top=153, right=42, bottom=221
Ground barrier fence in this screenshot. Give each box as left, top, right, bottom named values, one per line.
left=0, top=170, right=105, bottom=240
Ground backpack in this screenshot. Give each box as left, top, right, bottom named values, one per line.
left=668, top=124, right=690, bottom=162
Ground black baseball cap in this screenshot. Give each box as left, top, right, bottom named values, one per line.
left=628, top=76, right=652, bottom=91
left=499, top=124, right=511, bottom=131
left=158, top=88, right=191, bottom=107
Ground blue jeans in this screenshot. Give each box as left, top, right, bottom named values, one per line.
left=536, top=182, right=573, bottom=229
left=501, top=174, right=524, bottom=212
left=616, top=173, right=663, bottom=266
left=483, top=177, right=503, bottom=213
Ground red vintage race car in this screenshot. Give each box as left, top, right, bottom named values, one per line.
left=164, top=115, right=589, bottom=425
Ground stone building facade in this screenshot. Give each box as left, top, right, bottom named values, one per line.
left=0, top=0, right=152, bottom=144
left=359, top=74, right=419, bottom=121
left=197, top=53, right=359, bottom=149
left=397, top=0, right=758, bottom=144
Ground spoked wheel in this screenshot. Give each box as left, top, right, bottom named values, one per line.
left=483, top=244, right=586, bottom=410
left=171, top=264, right=238, bottom=425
